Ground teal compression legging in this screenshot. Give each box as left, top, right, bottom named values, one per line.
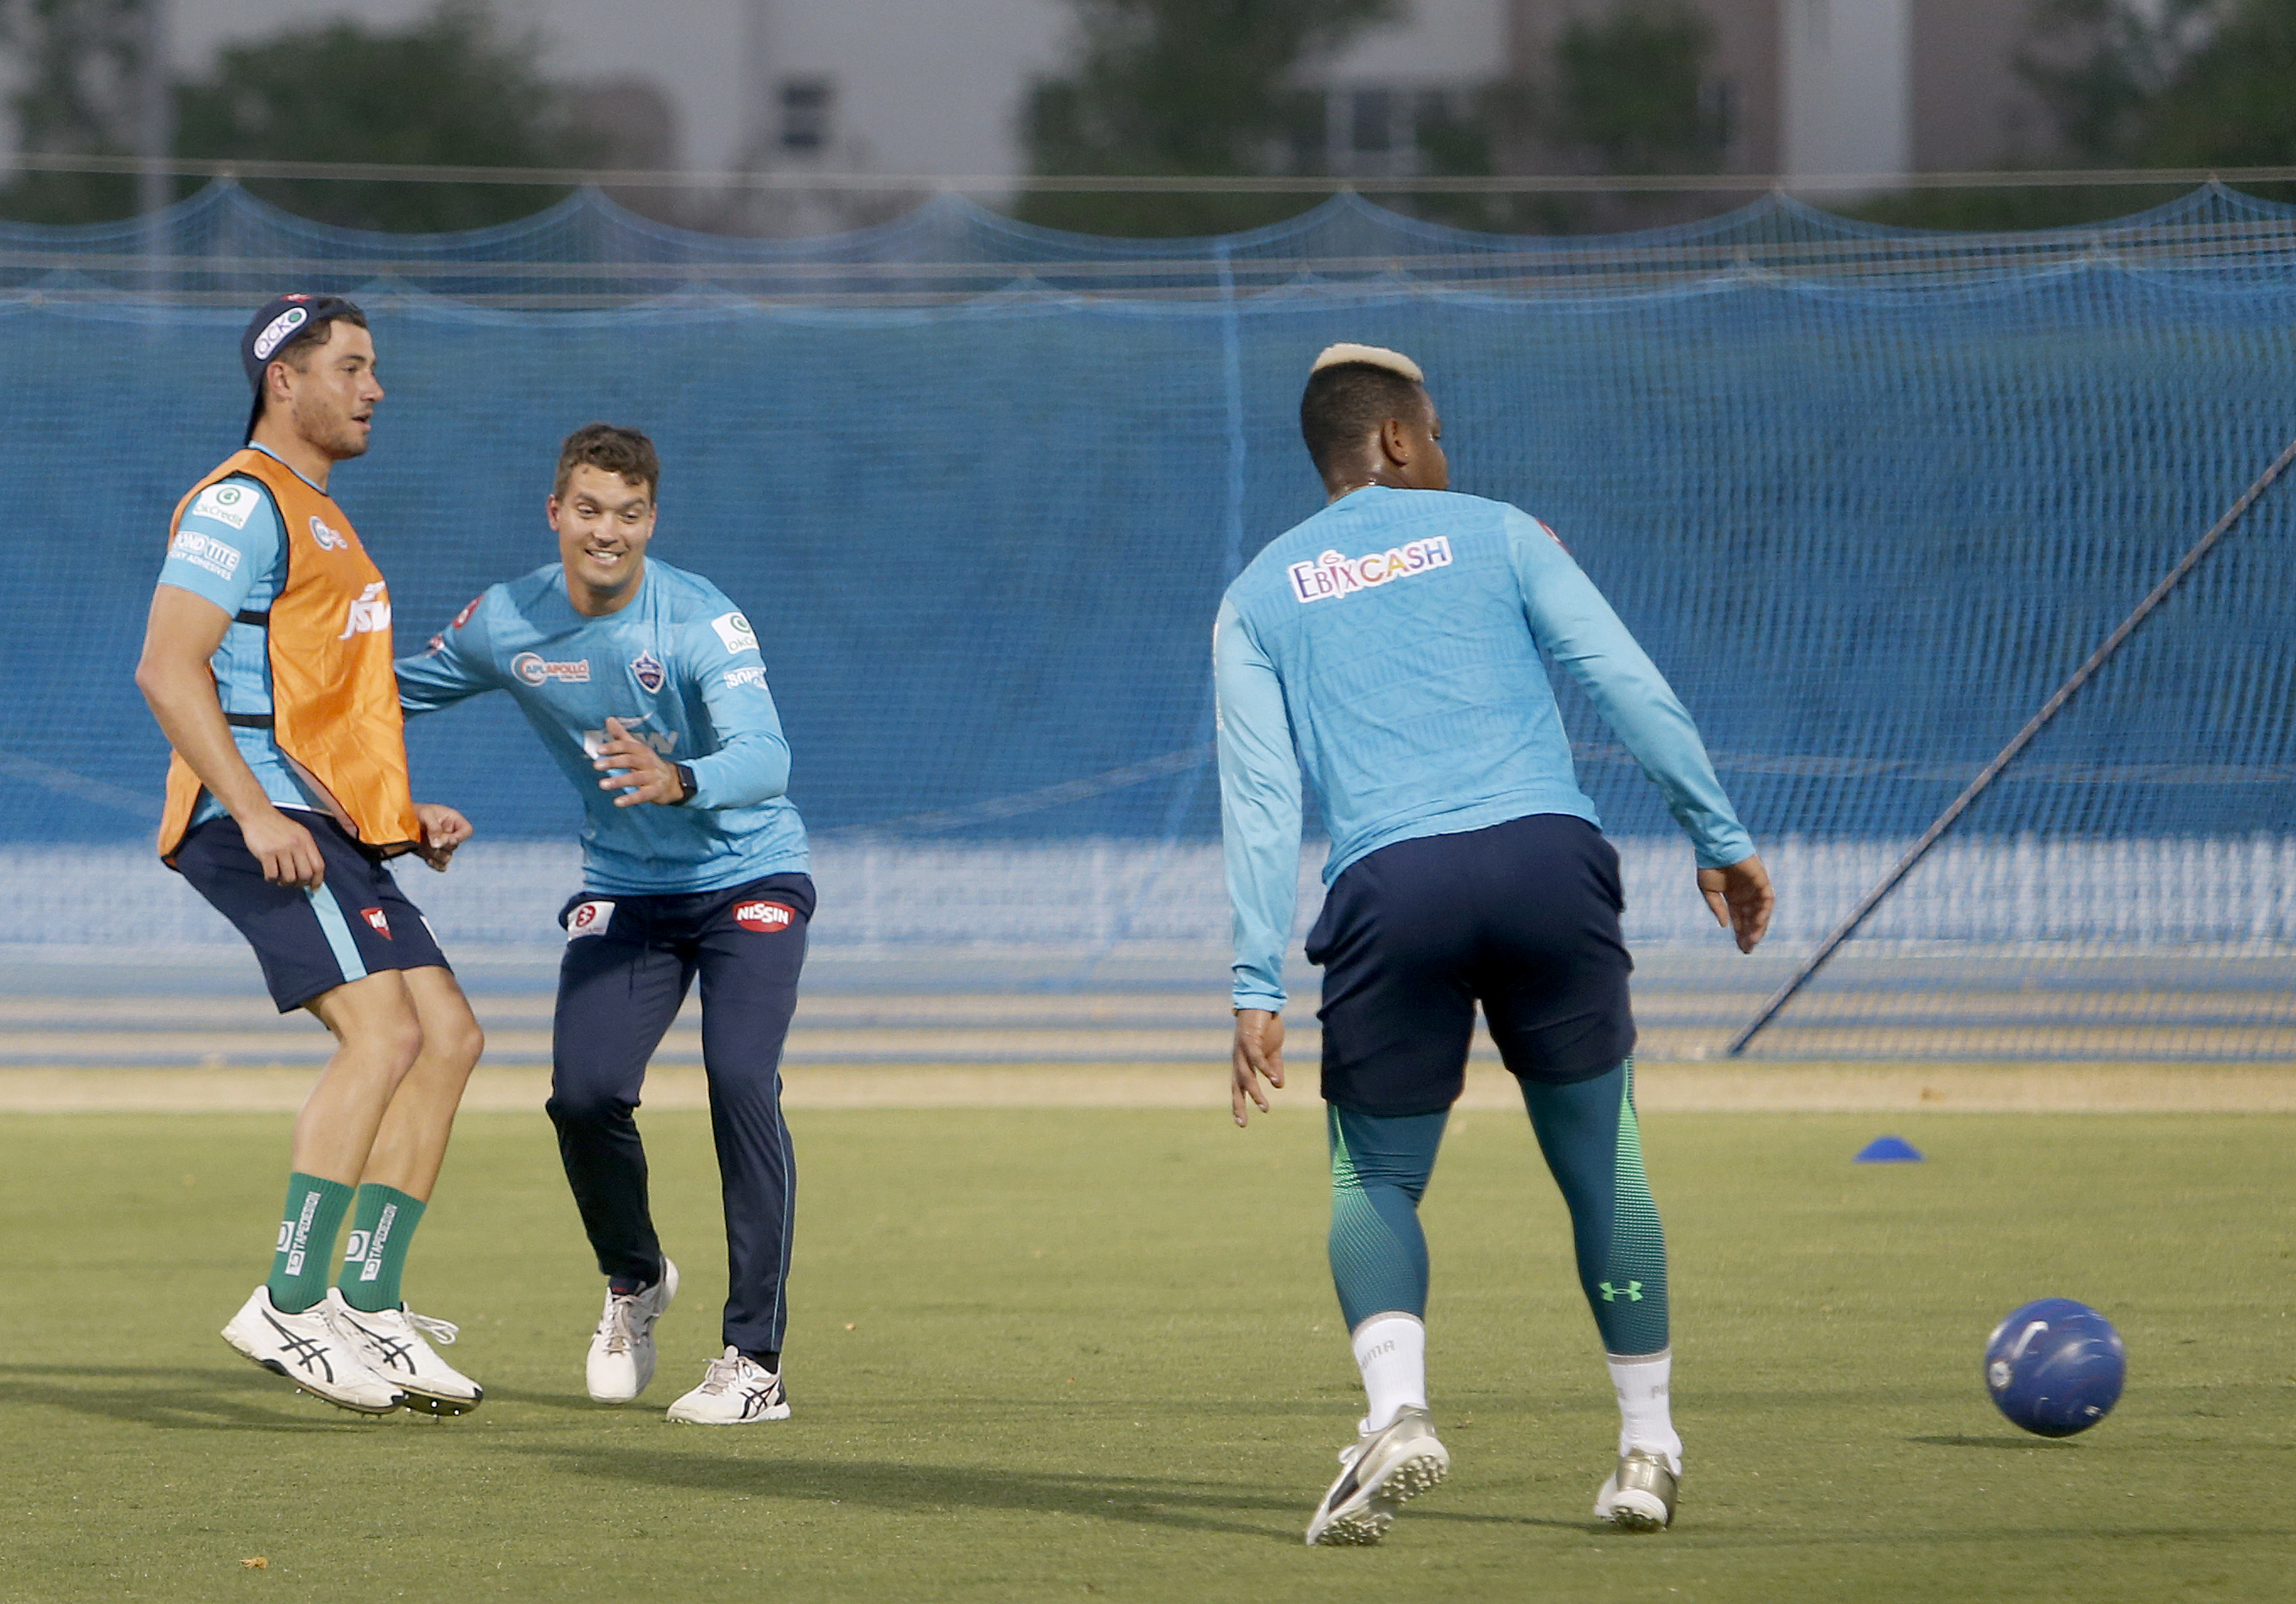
left=1326, top=1103, right=1447, bottom=1329
left=1325, top=1060, right=1669, bottom=1356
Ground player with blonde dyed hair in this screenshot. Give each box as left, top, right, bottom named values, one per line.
left=1217, top=342, right=1773, bottom=1542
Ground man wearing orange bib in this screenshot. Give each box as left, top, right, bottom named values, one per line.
left=135, top=295, right=488, bottom=1417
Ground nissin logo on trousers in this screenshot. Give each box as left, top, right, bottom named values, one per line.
left=734, top=901, right=794, bottom=934
left=1287, top=537, right=1453, bottom=604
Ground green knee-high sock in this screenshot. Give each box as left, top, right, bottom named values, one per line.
left=268, top=1173, right=354, bottom=1314
left=337, top=1184, right=428, bottom=1313
left=1522, top=1060, right=1670, bottom=1355
left=1327, top=1104, right=1448, bottom=1330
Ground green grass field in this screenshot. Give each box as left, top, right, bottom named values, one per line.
left=1, top=1105, right=2288, bottom=1602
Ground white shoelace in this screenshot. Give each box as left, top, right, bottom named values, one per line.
left=403, top=1309, right=459, bottom=1346
left=696, top=1349, right=758, bottom=1395
left=598, top=1293, right=646, bottom=1354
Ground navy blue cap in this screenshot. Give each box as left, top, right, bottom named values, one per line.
left=241, top=294, right=361, bottom=438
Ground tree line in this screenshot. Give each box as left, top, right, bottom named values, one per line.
left=5, top=0, right=2296, bottom=236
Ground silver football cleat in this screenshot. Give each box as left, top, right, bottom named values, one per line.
left=1305, top=1405, right=1450, bottom=1546
left=1594, top=1448, right=1679, bottom=1531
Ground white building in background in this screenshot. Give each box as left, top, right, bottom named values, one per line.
left=1509, top=1, right=2060, bottom=186
left=7, top=2, right=2066, bottom=226
left=1782, top=0, right=1912, bottom=181
left=149, top=0, right=1507, bottom=200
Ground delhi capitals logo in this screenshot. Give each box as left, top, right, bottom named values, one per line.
left=629, top=650, right=666, bottom=694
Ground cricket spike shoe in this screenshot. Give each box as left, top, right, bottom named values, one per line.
left=586, top=1258, right=678, bottom=1404
left=1304, top=1406, right=1450, bottom=1546
left=1594, top=1449, right=1680, bottom=1531
left=322, top=1289, right=484, bottom=1416
left=221, top=1285, right=406, bottom=1416
left=664, top=1347, right=791, bottom=1424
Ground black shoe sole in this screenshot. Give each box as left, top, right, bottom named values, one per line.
left=226, top=1340, right=404, bottom=1416
left=398, top=1385, right=483, bottom=1417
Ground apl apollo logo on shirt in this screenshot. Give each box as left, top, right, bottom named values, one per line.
left=513, top=653, right=591, bottom=685
left=1287, top=536, right=1454, bottom=604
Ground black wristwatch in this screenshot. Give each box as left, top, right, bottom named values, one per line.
left=673, top=763, right=698, bottom=805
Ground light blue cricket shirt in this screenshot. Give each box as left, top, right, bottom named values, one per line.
left=1216, top=486, right=1755, bottom=1011
left=395, top=559, right=810, bottom=896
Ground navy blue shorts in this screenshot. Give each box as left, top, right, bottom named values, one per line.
left=1305, top=813, right=1634, bottom=1116
left=172, top=811, right=450, bottom=1012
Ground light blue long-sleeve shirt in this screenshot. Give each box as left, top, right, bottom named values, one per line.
left=1216, top=486, right=1754, bottom=1011
left=394, top=558, right=809, bottom=895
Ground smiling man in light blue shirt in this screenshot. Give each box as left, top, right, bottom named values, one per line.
left=1217, top=344, right=1773, bottom=1544
left=398, top=424, right=809, bottom=1426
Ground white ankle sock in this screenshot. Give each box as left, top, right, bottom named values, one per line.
left=1607, top=1348, right=1681, bottom=1472
left=1351, top=1314, right=1427, bottom=1431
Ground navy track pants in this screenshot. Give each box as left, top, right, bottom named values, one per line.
left=546, top=872, right=812, bottom=1356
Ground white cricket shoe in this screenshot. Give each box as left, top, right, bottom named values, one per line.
left=586, top=1258, right=678, bottom=1404
left=221, top=1285, right=405, bottom=1416
left=664, top=1347, right=791, bottom=1424
left=1304, top=1406, right=1450, bottom=1546
left=1594, top=1448, right=1680, bottom=1531
left=322, top=1289, right=485, bottom=1416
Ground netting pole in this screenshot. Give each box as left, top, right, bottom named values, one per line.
left=1722, top=431, right=2296, bottom=1058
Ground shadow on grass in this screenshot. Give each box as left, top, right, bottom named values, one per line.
left=523, top=1444, right=1580, bottom=1543
left=0, top=1363, right=381, bottom=1433
left=481, top=1385, right=617, bottom=1414
left=1906, top=1434, right=2082, bottom=1451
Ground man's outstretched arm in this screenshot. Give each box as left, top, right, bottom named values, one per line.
left=395, top=595, right=501, bottom=717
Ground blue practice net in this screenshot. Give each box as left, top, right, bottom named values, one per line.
left=4, top=181, right=2293, bottom=1059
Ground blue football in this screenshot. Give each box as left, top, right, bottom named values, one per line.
left=1984, top=1298, right=2125, bottom=1437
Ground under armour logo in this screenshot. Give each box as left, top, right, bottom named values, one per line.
left=1599, top=1281, right=1644, bottom=1303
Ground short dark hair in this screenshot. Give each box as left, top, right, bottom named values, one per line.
left=555, top=423, right=660, bottom=499
left=1300, top=361, right=1429, bottom=481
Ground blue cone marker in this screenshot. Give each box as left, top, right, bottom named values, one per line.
left=1855, top=1135, right=1924, bottom=1163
